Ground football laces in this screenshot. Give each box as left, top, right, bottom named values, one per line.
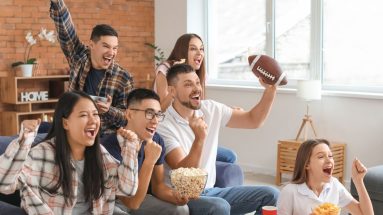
left=256, top=66, right=275, bottom=81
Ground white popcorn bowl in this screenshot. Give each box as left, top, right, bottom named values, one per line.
left=170, top=168, right=208, bottom=199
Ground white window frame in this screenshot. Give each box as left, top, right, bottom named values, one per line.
left=203, top=0, right=383, bottom=97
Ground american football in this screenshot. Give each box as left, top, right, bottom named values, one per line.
left=248, top=55, right=287, bottom=86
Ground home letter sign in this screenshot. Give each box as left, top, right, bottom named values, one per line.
left=20, top=91, right=49, bottom=102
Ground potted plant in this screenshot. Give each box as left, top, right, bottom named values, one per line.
left=144, top=42, right=166, bottom=66
left=12, top=28, right=56, bottom=77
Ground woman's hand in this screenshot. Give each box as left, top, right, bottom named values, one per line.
left=351, top=158, right=367, bottom=183
left=117, top=128, right=138, bottom=142
left=21, top=119, right=41, bottom=139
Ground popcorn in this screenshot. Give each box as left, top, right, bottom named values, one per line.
left=170, top=167, right=207, bottom=199
left=312, top=203, right=340, bottom=215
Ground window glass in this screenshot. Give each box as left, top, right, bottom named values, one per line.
left=323, top=0, right=383, bottom=92
left=275, top=0, right=311, bottom=80
left=208, top=0, right=266, bottom=83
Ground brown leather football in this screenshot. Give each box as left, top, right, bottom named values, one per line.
left=248, top=55, right=287, bottom=86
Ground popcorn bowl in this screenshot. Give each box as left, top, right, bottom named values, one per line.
left=170, top=167, right=208, bottom=199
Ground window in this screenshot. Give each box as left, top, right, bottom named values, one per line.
left=207, top=0, right=383, bottom=93
left=207, top=0, right=266, bottom=85
left=323, top=0, right=383, bottom=92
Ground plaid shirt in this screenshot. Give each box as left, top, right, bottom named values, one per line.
left=0, top=133, right=139, bottom=215
left=50, top=0, right=134, bottom=134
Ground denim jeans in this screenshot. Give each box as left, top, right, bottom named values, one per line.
left=187, top=185, right=279, bottom=215
left=216, top=146, right=237, bottom=163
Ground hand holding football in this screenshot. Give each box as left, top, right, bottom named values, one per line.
left=248, top=55, right=287, bottom=86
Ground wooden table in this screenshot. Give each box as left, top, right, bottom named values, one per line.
left=276, top=139, right=346, bottom=185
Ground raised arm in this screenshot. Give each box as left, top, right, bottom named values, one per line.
left=155, top=72, right=174, bottom=112
left=0, top=120, right=39, bottom=194
left=165, top=114, right=207, bottom=169
left=118, top=139, right=162, bottom=209
left=115, top=129, right=140, bottom=196
left=346, top=158, right=374, bottom=215
left=154, top=63, right=174, bottom=112
left=226, top=82, right=277, bottom=129
left=49, top=0, right=86, bottom=64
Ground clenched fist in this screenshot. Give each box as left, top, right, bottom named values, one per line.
left=144, top=139, right=162, bottom=166
left=188, top=112, right=207, bottom=143
left=117, top=128, right=138, bottom=142
left=21, top=119, right=41, bottom=139
left=351, top=158, right=367, bottom=183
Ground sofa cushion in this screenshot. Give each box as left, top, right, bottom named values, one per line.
left=360, top=165, right=383, bottom=201
left=0, top=136, right=18, bottom=154
left=0, top=134, right=47, bottom=155
left=351, top=165, right=383, bottom=213
left=0, top=200, right=26, bottom=215
left=214, top=161, right=244, bottom=188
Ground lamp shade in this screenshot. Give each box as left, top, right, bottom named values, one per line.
left=297, top=80, right=322, bottom=101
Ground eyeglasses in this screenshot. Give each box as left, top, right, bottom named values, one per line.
left=130, top=108, right=165, bottom=122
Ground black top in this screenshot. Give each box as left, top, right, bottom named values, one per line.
left=83, top=68, right=105, bottom=96
left=101, top=132, right=166, bottom=171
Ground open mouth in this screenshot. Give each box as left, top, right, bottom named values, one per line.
left=194, top=58, right=202, bottom=67
left=146, top=127, right=156, bottom=135
left=323, top=167, right=333, bottom=176
left=85, top=128, right=96, bottom=138
left=103, top=56, right=113, bottom=65
left=191, top=94, right=200, bottom=102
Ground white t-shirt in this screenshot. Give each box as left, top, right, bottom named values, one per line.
left=277, top=177, right=354, bottom=215
left=153, top=62, right=170, bottom=93
left=157, top=100, right=232, bottom=188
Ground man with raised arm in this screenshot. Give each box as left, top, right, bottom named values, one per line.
left=50, top=0, right=133, bottom=135
left=157, top=64, right=279, bottom=215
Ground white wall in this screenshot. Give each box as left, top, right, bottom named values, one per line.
left=207, top=86, right=383, bottom=184
left=155, top=0, right=187, bottom=57
left=155, top=0, right=206, bottom=58
left=155, top=0, right=383, bottom=184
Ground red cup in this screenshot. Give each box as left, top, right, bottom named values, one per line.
left=262, top=206, right=277, bottom=215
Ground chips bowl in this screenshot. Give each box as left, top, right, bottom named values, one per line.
left=312, top=203, right=340, bottom=215
left=170, top=167, right=208, bottom=199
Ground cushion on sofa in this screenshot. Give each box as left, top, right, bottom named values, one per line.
left=351, top=165, right=383, bottom=213
left=214, top=161, right=244, bottom=188
left=0, top=200, right=26, bottom=215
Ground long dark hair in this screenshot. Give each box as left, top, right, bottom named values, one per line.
left=166, top=33, right=206, bottom=98
left=43, top=90, right=105, bottom=205
left=291, top=139, right=330, bottom=184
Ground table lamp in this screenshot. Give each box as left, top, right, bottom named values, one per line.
left=295, top=80, right=322, bottom=140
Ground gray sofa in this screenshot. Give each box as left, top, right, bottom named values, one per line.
left=350, top=165, right=383, bottom=213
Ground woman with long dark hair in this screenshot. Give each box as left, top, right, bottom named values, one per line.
left=0, top=91, right=139, bottom=214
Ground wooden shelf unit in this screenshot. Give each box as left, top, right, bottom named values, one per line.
left=1, top=75, right=69, bottom=135
left=275, top=139, right=346, bottom=185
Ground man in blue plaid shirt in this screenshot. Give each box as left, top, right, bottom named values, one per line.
left=50, top=0, right=133, bottom=135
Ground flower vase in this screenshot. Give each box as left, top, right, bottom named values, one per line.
left=16, top=64, right=34, bottom=77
